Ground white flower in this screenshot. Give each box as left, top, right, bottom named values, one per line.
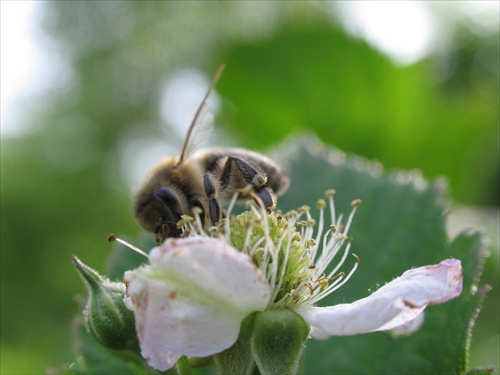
left=124, top=191, right=463, bottom=371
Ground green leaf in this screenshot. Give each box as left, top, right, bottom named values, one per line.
left=275, top=137, right=489, bottom=374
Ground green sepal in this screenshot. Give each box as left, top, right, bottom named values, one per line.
left=72, top=256, right=139, bottom=352
left=214, top=313, right=257, bottom=375
left=176, top=356, right=191, bottom=375
left=188, top=355, right=213, bottom=368
left=251, top=309, right=309, bottom=375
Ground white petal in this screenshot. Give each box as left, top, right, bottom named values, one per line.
left=124, top=236, right=271, bottom=371
left=295, top=258, right=462, bottom=339
left=389, top=311, right=425, bottom=337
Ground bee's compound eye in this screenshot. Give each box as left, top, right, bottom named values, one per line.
left=153, top=188, right=180, bottom=210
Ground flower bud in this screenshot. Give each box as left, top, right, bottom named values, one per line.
left=72, top=256, right=139, bottom=351
left=251, top=309, right=310, bottom=375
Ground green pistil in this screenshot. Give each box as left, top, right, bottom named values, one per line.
left=225, top=210, right=313, bottom=304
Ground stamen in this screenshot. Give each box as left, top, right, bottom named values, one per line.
left=192, top=207, right=206, bottom=236
left=298, top=205, right=310, bottom=214
left=327, top=237, right=352, bottom=278
left=325, top=189, right=336, bottom=197
left=326, top=189, right=337, bottom=226
left=310, top=252, right=360, bottom=304
left=185, top=186, right=361, bottom=310
left=314, top=201, right=325, bottom=251
left=351, top=199, right=362, bottom=207
left=317, top=272, right=345, bottom=291
left=270, top=231, right=293, bottom=304
left=226, top=192, right=239, bottom=215
left=344, top=199, right=361, bottom=234
left=177, top=215, right=193, bottom=228
left=305, top=283, right=314, bottom=294
left=108, top=234, right=149, bottom=258
left=317, top=199, right=326, bottom=209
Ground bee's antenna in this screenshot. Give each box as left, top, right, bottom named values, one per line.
left=177, top=64, right=226, bottom=167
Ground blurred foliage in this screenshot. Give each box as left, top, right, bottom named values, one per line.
left=216, top=23, right=499, bottom=207
left=1, top=1, right=498, bottom=374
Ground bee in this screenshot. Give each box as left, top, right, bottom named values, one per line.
left=133, top=65, right=289, bottom=243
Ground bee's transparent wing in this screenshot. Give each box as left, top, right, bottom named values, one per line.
left=182, top=103, right=214, bottom=160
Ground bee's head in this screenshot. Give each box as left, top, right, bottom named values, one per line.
left=134, top=187, right=183, bottom=241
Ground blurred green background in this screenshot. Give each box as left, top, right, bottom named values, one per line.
left=1, top=2, right=498, bottom=374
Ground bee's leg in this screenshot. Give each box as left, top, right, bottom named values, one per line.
left=252, top=187, right=276, bottom=213
left=220, top=157, right=267, bottom=190
left=203, top=174, right=221, bottom=224
left=219, top=157, right=276, bottom=211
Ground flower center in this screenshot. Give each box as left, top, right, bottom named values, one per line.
left=181, top=190, right=361, bottom=308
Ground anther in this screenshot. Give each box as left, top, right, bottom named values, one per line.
left=318, top=278, right=329, bottom=290
left=325, top=189, right=336, bottom=197
left=351, top=199, right=362, bottom=207
left=306, top=239, right=317, bottom=247
left=317, top=199, right=326, bottom=209
left=298, top=205, right=310, bottom=214
left=316, top=272, right=345, bottom=290
left=177, top=215, right=194, bottom=228
left=307, top=219, right=316, bottom=227
left=191, top=206, right=203, bottom=215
